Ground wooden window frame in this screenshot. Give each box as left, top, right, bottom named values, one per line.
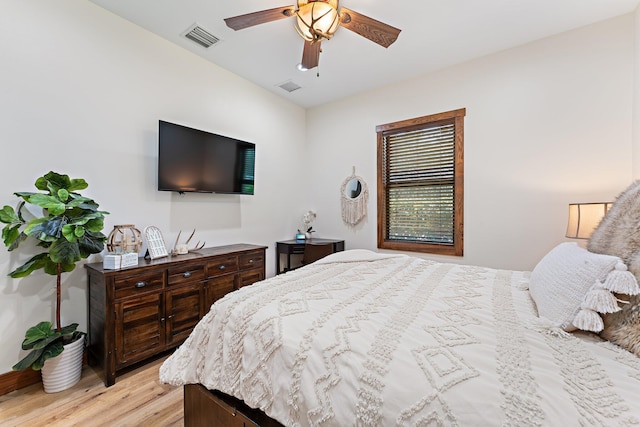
left=376, top=108, right=465, bottom=256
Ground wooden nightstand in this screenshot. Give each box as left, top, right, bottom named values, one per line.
left=275, top=238, right=344, bottom=274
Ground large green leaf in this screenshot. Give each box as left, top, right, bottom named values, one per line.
left=42, top=258, right=74, bottom=275
left=78, top=230, right=107, bottom=256
left=66, top=195, right=98, bottom=211
left=7, top=232, right=27, bottom=251
left=36, top=172, right=73, bottom=192
left=49, top=238, right=81, bottom=265
left=9, top=253, right=49, bottom=278
left=14, top=191, right=37, bottom=202
left=57, top=188, right=69, bottom=202
left=24, top=217, right=65, bottom=241
left=2, top=224, right=21, bottom=247
left=21, top=321, right=55, bottom=348
left=67, top=179, right=88, bottom=192
left=61, top=224, right=84, bottom=242
left=74, top=226, right=85, bottom=238
left=35, top=173, right=61, bottom=192
left=27, top=194, right=66, bottom=216
left=32, top=340, right=64, bottom=370
left=83, top=217, right=105, bottom=232
left=0, top=205, right=19, bottom=224
left=58, top=323, right=79, bottom=336
left=65, top=209, right=102, bottom=226
left=12, top=348, right=44, bottom=371
left=22, top=322, right=62, bottom=350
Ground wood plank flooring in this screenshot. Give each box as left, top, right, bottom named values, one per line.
left=0, top=356, right=182, bottom=426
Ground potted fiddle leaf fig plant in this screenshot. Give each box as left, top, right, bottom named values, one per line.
left=0, top=171, right=108, bottom=392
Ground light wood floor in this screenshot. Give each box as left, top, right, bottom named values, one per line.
left=0, top=356, right=183, bottom=426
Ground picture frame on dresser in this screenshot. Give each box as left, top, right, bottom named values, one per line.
left=144, top=225, right=169, bottom=259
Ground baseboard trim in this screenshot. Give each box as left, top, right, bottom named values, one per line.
left=0, top=368, right=41, bottom=396
left=0, top=351, right=90, bottom=396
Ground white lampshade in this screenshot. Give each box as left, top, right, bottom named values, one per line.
left=565, top=202, right=612, bottom=239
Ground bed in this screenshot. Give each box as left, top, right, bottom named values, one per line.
left=160, top=244, right=640, bottom=426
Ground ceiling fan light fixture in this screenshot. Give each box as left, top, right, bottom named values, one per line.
left=294, top=0, right=340, bottom=42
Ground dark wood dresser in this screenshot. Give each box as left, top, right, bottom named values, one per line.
left=85, top=243, right=267, bottom=387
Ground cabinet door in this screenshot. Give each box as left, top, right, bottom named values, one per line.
left=237, top=268, right=264, bottom=289
left=165, top=283, right=203, bottom=345
left=204, top=274, right=236, bottom=311
left=115, top=292, right=164, bottom=366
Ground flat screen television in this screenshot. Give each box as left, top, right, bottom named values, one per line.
left=158, top=120, right=255, bottom=195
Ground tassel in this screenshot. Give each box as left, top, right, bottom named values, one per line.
left=581, top=288, right=621, bottom=314
left=572, top=308, right=604, bottom=333
left=526, top=317, right=570, bottom=337
left=516, top=280, right=529, bottom=291
left=602, top=264, right=640, bottom=295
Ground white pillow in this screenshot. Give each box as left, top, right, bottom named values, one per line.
left=529, top=242, right=639, bottom=332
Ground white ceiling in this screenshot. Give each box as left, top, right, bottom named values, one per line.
left=89, top=0, right=639, bottom=109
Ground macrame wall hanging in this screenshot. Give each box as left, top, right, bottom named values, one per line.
left=341, top=167, right=369, bottom=226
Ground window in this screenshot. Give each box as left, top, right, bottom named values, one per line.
left=377, top=108, right=465, bottom=256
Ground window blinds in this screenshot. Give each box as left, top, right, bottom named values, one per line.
left=383, top=122, right=456, bottom=244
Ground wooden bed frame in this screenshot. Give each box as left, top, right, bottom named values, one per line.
left=184, top=384, right=284, bottom=427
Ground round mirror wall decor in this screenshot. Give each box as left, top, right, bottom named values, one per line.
left=341, top=167, right=369, bottom=226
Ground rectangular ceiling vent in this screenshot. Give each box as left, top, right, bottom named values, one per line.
left=278, top=80, right=302, bottom=93
left=183, top=24, right=220, bottom=48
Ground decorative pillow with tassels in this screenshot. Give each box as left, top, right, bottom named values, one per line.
left=529, top=242, right=640, bottom=333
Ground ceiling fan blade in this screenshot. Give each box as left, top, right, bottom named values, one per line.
left=224, top=6, right=296, bottom=31
left=301, top=40, right=321, bottom=70
left=339, top=7, right=401, bottom=48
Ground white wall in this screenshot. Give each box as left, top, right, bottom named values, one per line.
left=634, top=6, right=640, bottom=179
left=0, top=0, right=306, bottom=373
left=306, top=15, right=635, bottom=272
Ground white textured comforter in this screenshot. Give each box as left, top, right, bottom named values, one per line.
left=160, top=250, right=640, bottom=426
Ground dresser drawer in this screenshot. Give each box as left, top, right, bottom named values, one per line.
left=167, top=264, right=206, bottom=286
left=114, top=271, right=164, bottom=300
left=207, top=256, right=238, bottom=278
left=238, top=268, right=264, bottom=289
left=239, top=251, right=264, bottom=271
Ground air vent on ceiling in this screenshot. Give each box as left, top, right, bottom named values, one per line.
left=278, top=80, right=302, bottom=93
left=183, top=24, right=220, bottom=48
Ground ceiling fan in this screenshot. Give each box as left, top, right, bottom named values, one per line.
left=224, top=0, right=401, bottom=70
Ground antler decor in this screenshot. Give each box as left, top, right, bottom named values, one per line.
left=172, top=229, right=205, bottom=255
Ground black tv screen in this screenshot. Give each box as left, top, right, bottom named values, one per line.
left=158, top=121, right=255, bottom=195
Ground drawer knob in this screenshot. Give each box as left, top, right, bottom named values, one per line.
left=183, top=271, right=192, bottom=278
left=135, top=281, right=146, bottom=288
left=248, top=259, right=254, bottom=264
left=219, top=265, right=226, bottom=270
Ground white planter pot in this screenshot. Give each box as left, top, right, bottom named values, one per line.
left=41, top=335, right=84, bottom=393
